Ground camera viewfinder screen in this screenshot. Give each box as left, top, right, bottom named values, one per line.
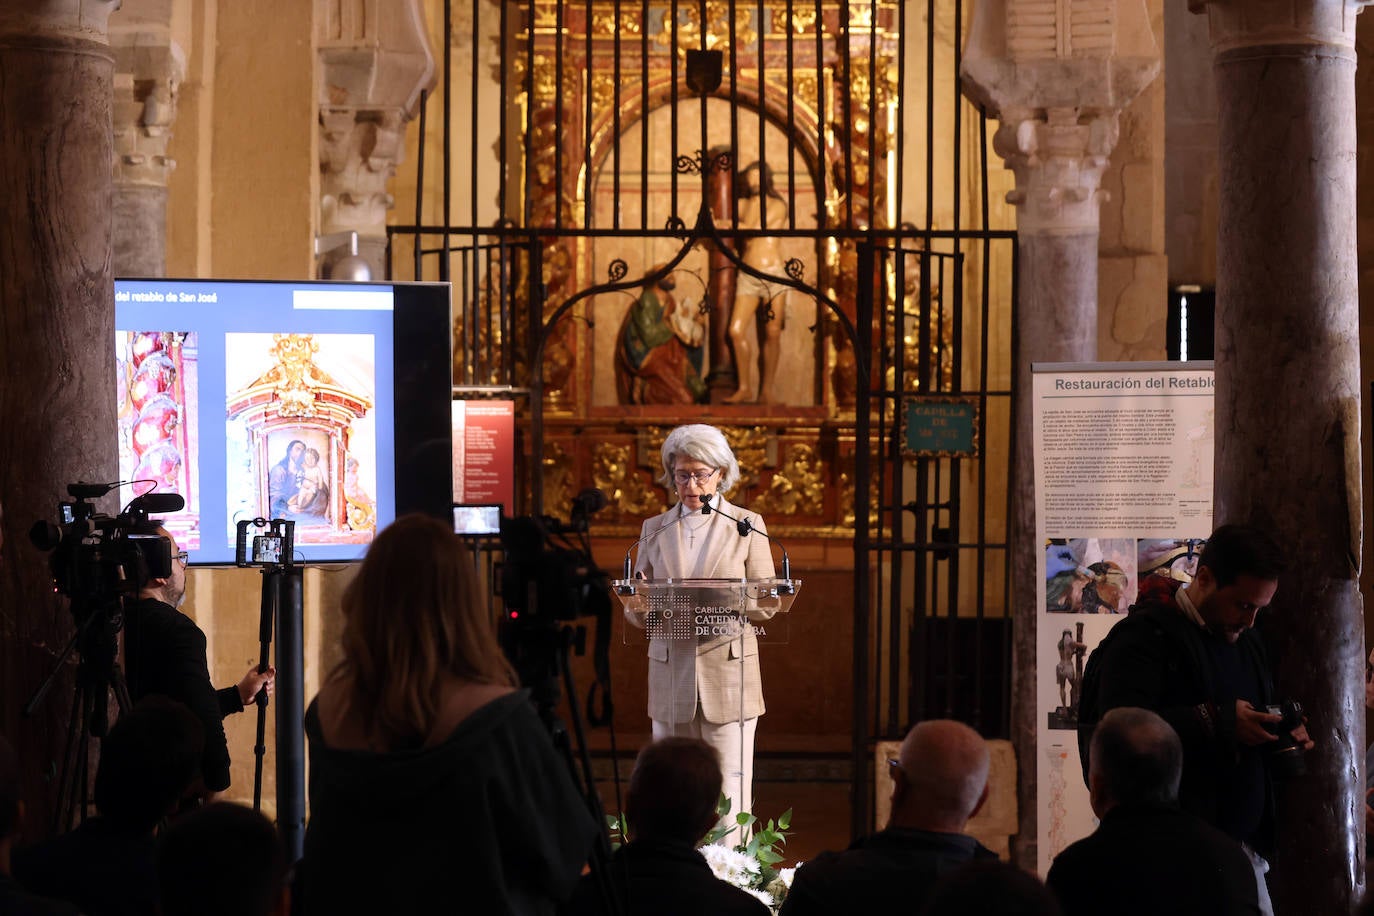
left=453, top=504, right=502, bottom=536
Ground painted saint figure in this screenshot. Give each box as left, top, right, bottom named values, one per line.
left=724, top=162, right=788, bottom=405
left=268, top=439, right=305, bottom=518
left=615, top=268, right=707, bottom=405
left=1056, top=627, right=1088, bottom=712
left=288, top=447, right=331, bottom=520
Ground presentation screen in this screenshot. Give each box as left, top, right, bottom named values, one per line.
left=114, top=278, right=453, bottom=565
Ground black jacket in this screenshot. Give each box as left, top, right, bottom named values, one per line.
left=124, top=597, right=242, bottom=792
left=562, top=838, right=771, bottom=916
left=1047, top=803, right=1260, bottom=916
left=1090, top=578, right=1276, bottom=853
left=13, top=817, right=155, bottom=916
left=778, top=827, right=997, bottom=916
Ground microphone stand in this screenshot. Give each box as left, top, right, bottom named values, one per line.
left=699, top=495, right=794, bottom=589
left=618, top=503, right=708, bottom=590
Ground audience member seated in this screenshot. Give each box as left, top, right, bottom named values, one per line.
left=562, top=737, right=770, bottom=916
left=158, top=803, right=288, bottom=916
left=300, top=514, right=599, bottom=915
left=13, top=697, right=203, bottom=916
left=0, top=735, right=79, bottom=916
left=779, top=720, right=997, bottom=916
left=920, top=860, right=1063, bottom=916
left=1046, top=706, right=1259, bottom=916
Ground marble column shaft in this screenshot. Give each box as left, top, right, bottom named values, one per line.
left=1009, top=230, right=1099, bottom=869
left=1213, top=37, right=1363, bottom=911
left=114, top=184, right=167, bottom=277
left=0, top=10, right=117, bottom=834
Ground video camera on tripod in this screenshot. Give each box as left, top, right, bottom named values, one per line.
left=24, top=481, right=188, bottom=826
left=29, top=482, right=186, bottom=607
left=495, top=489, right=621, bottom=914
left=497, top=488, right=613, bottom=625
left=495, top=488, right=616, bottom=717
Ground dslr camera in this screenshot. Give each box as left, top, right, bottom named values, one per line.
left=1264, top=699, right=1307, bottom=778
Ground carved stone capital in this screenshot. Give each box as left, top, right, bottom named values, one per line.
left=320, top=108, right=408, bottom=237
left=317, top=0, right=436, bottom=272
left=961, top=0, right=1160, bottom=234
left=1190, top=0, right=1364, bottom=55
left=110, top=28, right=184, bottom=190
left=990, top=107, right=1117, bottom=234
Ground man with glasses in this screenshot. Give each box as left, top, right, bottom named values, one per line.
left=779, top=720, right=995, bottom=915
left=124, top=523, right=274, bottom=796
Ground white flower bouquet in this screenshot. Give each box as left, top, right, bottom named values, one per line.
left=697, top=801, right=796, bottom=914
left=606, top=799, right=799, bottom=914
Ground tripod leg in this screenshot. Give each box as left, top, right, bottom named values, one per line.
left=109, top=663, right=132, bottom=717
left=66, top=687, right=94, bottom=833
left=554, top=627, right=624, bottom=916
left=253, top=567, right=278, bottom=812
left=51, top=683, right=83, bottom=835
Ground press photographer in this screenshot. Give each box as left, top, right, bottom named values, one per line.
left=1078, top=523, right=1312, bottom=913
left=124, top=521, right=274, bottom=796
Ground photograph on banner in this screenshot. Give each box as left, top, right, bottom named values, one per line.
left=1044, top=538, right=1136, bottom=614
left=1136, top=536, right=1204, bottom=590
left=1032, top=362, right=1215, bottom=876
left=1037, top=615, right=1115, bottom=862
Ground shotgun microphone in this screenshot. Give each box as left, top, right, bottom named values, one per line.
left=127, top=492, right=186, bottom=515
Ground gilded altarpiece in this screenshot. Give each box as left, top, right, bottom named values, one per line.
left=499, top=1, right=903, bottom=535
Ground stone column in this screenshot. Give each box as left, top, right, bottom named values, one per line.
left=961, top=0, right=1159, bottom=869
left=0, top=0, right=119, bottom=833
left=1198, top=1, right=1364, bottom=910
left=316, top=0, right=435, bottom=280
left=110, top=26, right=184, bottom=278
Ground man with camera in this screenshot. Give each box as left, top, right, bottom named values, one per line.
left=124, top=524, right=274, bottom=796
left=1079, top=523, right=1312, bottom=915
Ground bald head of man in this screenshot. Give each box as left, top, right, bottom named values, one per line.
left=888, top=720, right=990, bottom=833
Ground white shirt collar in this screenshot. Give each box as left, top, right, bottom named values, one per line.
left=1174, top=583, right=1207, bottom=629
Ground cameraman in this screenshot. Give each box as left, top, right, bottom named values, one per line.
left=1081, top=524, right=1312, bottom=915
left=123, top=524, right=274, bottom=795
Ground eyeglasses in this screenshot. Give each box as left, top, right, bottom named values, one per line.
left=673, top=469, right=717, bottom=486
left=174, top=551, right=189, bottom=567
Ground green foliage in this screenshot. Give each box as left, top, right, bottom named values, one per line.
left=605, top=812, right=629, bottom=851
left=706, top=794, right=793, bottom=885
left=612, top=794, right=798, bottom=912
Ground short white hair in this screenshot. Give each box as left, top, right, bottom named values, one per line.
left=659, top=424, right=740, bottom=494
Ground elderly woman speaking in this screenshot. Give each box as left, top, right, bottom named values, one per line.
left=628, top=423, right=775, bottom=827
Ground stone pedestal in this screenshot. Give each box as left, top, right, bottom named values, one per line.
left=0, top=1, right=119, bottom=835
left=962, top=0, right=1159, bottom=869
left=1201, top=1, right=1365, bottom=908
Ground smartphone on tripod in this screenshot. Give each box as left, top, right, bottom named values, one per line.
left=235, top=518, right=294, bottom=567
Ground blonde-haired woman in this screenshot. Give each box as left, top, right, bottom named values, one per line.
left=303, top=514, right=597, bottom=915
left=628, top=423, right=775, bottom=829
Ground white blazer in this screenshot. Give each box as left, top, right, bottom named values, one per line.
left=629, top=496, right=775, bottom=724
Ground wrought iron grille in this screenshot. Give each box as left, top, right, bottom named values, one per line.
left=388, top=0, right=1017, bottom=834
